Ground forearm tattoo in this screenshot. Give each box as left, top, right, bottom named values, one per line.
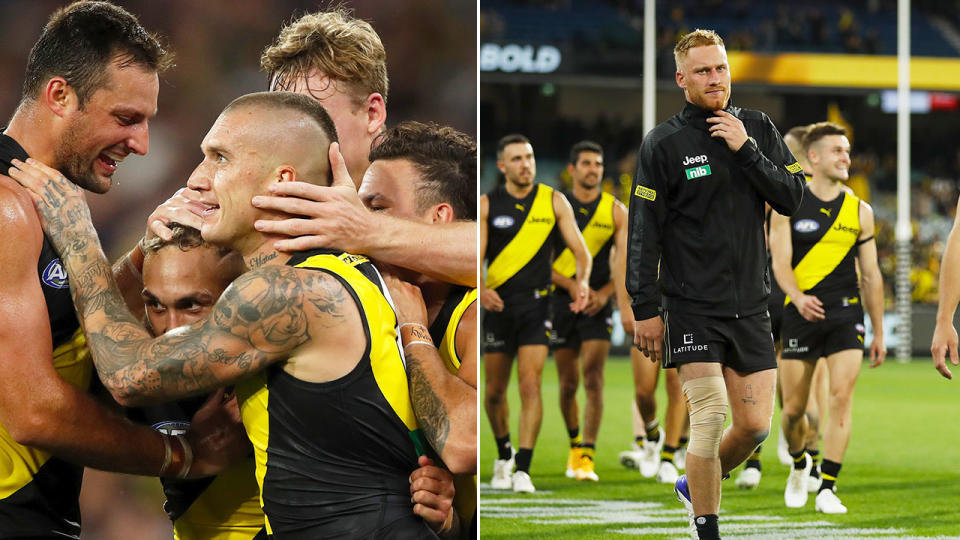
left=60, top=238, right=345, bottom=401
left=405, top=348, right=451, bottom=456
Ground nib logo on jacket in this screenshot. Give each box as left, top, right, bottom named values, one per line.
left=683, top=154, right=711, bottom=180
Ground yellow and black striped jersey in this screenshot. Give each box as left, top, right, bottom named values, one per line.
left=428, top=285, right=477, bottom=535
left=129, top=399, right=264, bottom=540
left=0, top=133, right=91, bottom=539
left=553, top=191, right=616, bottom=291
left=787, top=185, right=862, bottom=309
left=428, top=286, right=476, bottom=374
left=485, top=183, right=557, bottom=302
left=234, top=249, right=434, bottom=539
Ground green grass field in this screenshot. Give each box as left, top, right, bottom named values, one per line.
left=479, top=357, right=960, bottom=539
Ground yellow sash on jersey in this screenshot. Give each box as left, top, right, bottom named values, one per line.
left=552, top=192, right=615, bottom=278
left=786, top=193, right=860, bottom=305
left=486, top=184, right=555, bottom=290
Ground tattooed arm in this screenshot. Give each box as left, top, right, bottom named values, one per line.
left=384, top=273, right=477, bottom=476
left=6, top=159, right=330, bottom=406
left=86, top=264, right=325, bottom=405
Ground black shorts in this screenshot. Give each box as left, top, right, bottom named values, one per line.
left=483, top=296, right=550, bottom=355
left=768, top=291, right=786, bottom=343
left=549, top=293, right=613, bottom=349
left=662, top=310, right=776, bottom=374
left=780, top=304, right=865, bottom=360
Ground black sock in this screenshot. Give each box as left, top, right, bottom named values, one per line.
left=495, top=435, right=512, bottom=461
left=635, top=435, right=644, bottom=445
left=580, top=444, right=595, bottom=461
left=807, top=448, right=820, bottom=477
left=568, top=426, right=581, bottom=448
left=790, top=449, right=807, bottom=470
left=694, top=514, right=720, bottom=540
left=645, top=420, right=661, bottom=442
left=661, top=444, right=678, bottom=463
left=516, top=448, right=534, bottom=473
left=746, top=444, right=762, bottom=470
left=819, top=459, right=842, bottom=492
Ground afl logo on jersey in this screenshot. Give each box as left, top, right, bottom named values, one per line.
left=492, top=215, right=515, bottom=229
left=794, top=219, right=820, bottom=233
left=41, top=259, right=69, bottom=289
left=152, top=420, right=190, bottom=436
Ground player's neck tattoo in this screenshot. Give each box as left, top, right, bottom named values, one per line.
left=247, top=250, right=279, bottom=270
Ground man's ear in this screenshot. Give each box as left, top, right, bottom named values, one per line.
left=429, top=202, right=456, bottom=224
left=275, top=165, right=297, bottom=183
left=365, top=93, right=386, bottom=136
left=44, top=77, right=76, bottom=118
left=676, top=69, right=686, bottom=90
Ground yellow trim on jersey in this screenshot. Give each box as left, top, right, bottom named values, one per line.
left=294, top=254, right=416, bottom=431
left=172, top=457, right=264, bottom=540
left=553, top=192, right=615, bottom=278
left=236, top=252, right=418, bottom=537
left=0, top=328, right=91, bottom=499
left=786, top=193, right=861, bottom=305
left=486, top=184, right=555, bottom=290
left=235, top=371, right=271, bottom=535
left=439, top=289, right=476, bottom=374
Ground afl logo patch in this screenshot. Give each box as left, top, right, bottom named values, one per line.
left=492, top=215, right=515, bottom=229
left=855, top=323, right=865, bottom=334
left=41, top=259, right=69, bottom=289
left=794, top=219, right=820, bottom=233
left=152, top=420, right=190, bottom=436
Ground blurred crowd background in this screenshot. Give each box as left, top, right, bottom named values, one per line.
left=0, top=1, right=475, bottom=537
left=481, top=0, right=960, bottom=311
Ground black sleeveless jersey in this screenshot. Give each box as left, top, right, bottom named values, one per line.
left=788, top=184, right=862, bottom=310
left=235, top=249, right=435, bottom=539
left=485, top=183, right=557, bottom=302
left=553, top=190, right=616, bottom=293
left=0, top=133, right=88, bottom=538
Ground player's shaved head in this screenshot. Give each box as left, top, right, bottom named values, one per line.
left=222, top=91, right=338, bottom=186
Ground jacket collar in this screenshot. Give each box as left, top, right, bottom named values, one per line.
left=680, top=100, right=741, bottom=132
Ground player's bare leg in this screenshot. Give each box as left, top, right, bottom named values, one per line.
left=513, top=344, right=548, bottom=491
left=815, top=348, right=863, bottom=512
left=575, top=339, right=608, bottom=481
left=780, top=358, right=817, bottom=507
left=719, top=367, right=776, bottom=476
left=625, top=347, right=662, bottom=476
left=555, top=346, right=582, bottom=477
left=485, top=352, right=516, bottom=489
left=656, top=367, right=687, bottom=483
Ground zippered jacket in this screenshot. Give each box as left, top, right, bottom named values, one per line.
left=627, top=101, right=805, bottom=320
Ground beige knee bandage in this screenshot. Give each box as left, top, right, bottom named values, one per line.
left=682, top=376, right=728, bottom=458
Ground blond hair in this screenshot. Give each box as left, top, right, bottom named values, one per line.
left=261, top=7, right=388, bottom=107
left=674, top=29, right=725, bottom=71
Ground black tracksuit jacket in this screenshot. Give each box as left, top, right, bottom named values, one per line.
left=626, top=101, right=805, bottom=321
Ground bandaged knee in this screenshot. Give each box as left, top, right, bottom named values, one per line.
left=682, top=376, right=728, bottom=458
